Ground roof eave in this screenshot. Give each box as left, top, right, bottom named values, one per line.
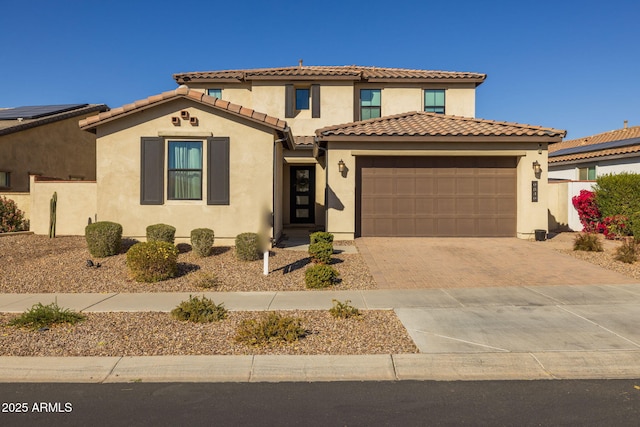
left=317, top=135, right=564, bottom=143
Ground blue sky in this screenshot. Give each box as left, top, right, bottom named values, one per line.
left=1, top=0, right=638, bottom=140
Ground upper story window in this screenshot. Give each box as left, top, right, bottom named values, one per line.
left=0, top=171, right=9, bottom=189
left=360, top=89, right=381, bottom=120
left=296, top=88, right=310, bottom=110
left=207, top=88, right=222, bottom=98
left=424, top=89, right=445, bottom=114
left=578, top=165, right=596, bottom=180
left=168, top=141, right=203, bottom=200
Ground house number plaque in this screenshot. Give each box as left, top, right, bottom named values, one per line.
left=531, top=181, right=538, bottom=202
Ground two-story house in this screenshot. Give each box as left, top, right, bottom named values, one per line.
left=42, top=64, right=564, bottom=242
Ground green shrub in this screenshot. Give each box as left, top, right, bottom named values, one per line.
left=190, top=228, right=215, bottom=257
left=146, top=223, right=176, bottom=244
left=191, top=271, right=220, bottom=289
left=630, top=212, right=640, bottom=242
left=573, top=233, right=603, bottom=252
left=171, top=295, right=228, bottom=323
left=8, top=301, right=85, bottom=330
left=85, top=221, right=123, bottom=257
left=235, top=232, right=260, bottom=261
left=308, top=241, right=333, bottom=264
left=126, top=241, right=179, bottom=282
left=310, top=231, right=334, bottom=245
left=329, top=299, right=361, bottom=319
left=305, top=264, right=339, bottom=289
left=594, top=173, right=640, bottom=220
left=615, top=238, right=638, bottom=264
left=235, top=312, right=307, bottom=346
left=0, top=196, right=29, bottom=233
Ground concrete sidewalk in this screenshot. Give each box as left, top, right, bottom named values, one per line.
left=2, top=284, right=640, bottom=382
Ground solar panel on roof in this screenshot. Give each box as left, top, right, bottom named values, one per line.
left=0, top=104, right=88, bottom=120
left=549, top=137, right=640, bottom=157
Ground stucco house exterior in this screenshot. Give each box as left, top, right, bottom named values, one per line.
left=29, top=65, right=565, bottom=242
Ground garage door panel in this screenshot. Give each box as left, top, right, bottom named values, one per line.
left=357, top=156, right=517, bottom=237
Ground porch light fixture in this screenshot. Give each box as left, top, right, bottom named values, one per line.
left=338, top=159, right=346, bottom=173
left=532, top=160, right=542, bottom=175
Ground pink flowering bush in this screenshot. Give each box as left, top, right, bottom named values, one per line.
left=601, top=215, right=629, bottom=240
left=0, top=196, right=29, bottom=233
left=572, top=190, right=602, bottom=233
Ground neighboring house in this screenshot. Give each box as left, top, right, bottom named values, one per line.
left=30, top=65, right=565, bottom=241
left=548, top=122, right=640, bottom=180
left=547, top=122, right=640, bottom=231
left=0, top=104, right=108, bottom=192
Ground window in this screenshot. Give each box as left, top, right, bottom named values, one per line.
left=424, top=89, right=445, bottom=114
left=207, top=88, right=222, bottom=98
left=0, top=171, right=9, bottom=188
left=360, top=89, right=381, bottom=120
left=295, top=88, right=310, bottom=110
left=168, top=141, right=202, bottom=200
left=578, top=166, right=596, bottom=180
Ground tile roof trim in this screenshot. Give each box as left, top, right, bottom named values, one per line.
left=315, top=111, right=566, bottom=139
left=0, top=104, right=108, bottom=137
left=79, top=87, right=292, bottom=142
left=549, top=144, right=640, bottom=163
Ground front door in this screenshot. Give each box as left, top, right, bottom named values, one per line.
left=290, top=166, right=315, bottom=224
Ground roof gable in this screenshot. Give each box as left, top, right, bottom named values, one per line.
left=174, top=65, right=486, bottom=85
left=316, top=111, right=566, bottom=140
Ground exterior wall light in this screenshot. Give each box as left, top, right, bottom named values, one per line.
left=532, top=160, right=542, bottom=175
left=338, top=159, right=346, bottom=173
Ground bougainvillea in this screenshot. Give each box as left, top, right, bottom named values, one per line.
left=572, top=190, right=602, bottom=233
left=601, top=215, right=629, bottom=240
left=0, top=196, right=29, bottom=233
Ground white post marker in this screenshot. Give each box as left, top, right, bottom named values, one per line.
left=263, top=250, right=269, bottom=275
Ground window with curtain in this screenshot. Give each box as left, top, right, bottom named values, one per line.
left=360, top=89, right=381, bottom=120
left=168, top=141, right=202, bottom=200
left=424, top=89, right=445, bottom=114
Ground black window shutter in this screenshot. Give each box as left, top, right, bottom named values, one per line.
left=285, top=84, right=295, bottom=118
left=140, top=137, right=164, bottom=205
left=207, top=137, right=230, bottom=205
left=311, top=84, right=320, bottom=118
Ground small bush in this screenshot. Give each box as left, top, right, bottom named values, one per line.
left=235, top=312, right=307, bottom=346
left=0, top=196, right=29, bottom=233
left=308, top=241, right=333, bottom=264
left=126, top=241, right=179, bottom=282
left=235, top=232, right=260, bottom=261
left=629, top=212, right=640, bottom=242
left=310, top=231, right=334, bottom=245
left=615, top=238, right=638, bottom=264
left=85, top=221, right=123, bottom=257
left=305, top=264, right=339, bottom=289
left=190, top=228, right=215, bottom=257
left=8, top=301, right=85, bottom=330
left=329, top=299, right=361, bottom=319
left=171, top=295, right=228, bottom=323
left=191, top=271, right=221, bottom=289
left=146, top=223, right=176, bottom=244
left=573, top=233, right=603, bottom=252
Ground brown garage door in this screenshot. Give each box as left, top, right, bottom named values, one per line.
left=356, top=156, right=517, bottom=237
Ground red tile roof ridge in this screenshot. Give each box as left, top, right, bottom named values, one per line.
left=79, top=86, right=288, bottom=132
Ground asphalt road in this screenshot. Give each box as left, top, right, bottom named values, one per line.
left=1, top=380, right=639, bottom=426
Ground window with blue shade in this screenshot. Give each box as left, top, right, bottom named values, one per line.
left=207, top=88, right=222, bottom=98
left=296, top=88, right=310, bottom=110
left=424, top=89, right=445, bottom=114
left=360, top=89, right=381, bottom=120
left=168, top=141, right=203, bottom=200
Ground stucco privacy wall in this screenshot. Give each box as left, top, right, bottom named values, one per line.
left=94, top=98, right=277, bottom=244
left=548, top=180, right=595, bottom=231
left=323, top=141, right=547, bottom=240
left=29, top=176, right=97, bottom=235
left=0, top=192, right=30, bottom=221
left=0, top=113, right=97, bottom=192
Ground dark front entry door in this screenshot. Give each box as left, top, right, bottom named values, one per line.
left=290, top=166, right=315, bottom=224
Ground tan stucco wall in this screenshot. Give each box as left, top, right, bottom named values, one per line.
left=548, top=181, right=569, bottom=231
left=29, top=177, right=97, bottom=236
left=0, top=114, right=97, bottom=192
left=94, top=98, right=277, bottom=244
left=187, top=82, right=477, bottom=136
left=323, top=141, right=546, bottom=240
left=0, top=192, right=31, bottom=225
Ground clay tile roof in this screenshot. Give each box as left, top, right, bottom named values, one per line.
left=79, top=87, right=290, bottom=137
left=294, top=136, right=315, bottom=146
left=174, top=65, right=486, bottom=85
left=548, top=125, right=640, bottom=163
left=316, top=112, right=566, bottom=139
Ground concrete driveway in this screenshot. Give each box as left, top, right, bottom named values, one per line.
left=356, top=237, right=638, bottom=289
